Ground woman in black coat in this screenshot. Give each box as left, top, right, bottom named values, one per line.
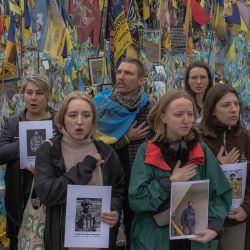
left=35, top=91, right=124, bottom=250
left=0, top=74, right=55, bottom=250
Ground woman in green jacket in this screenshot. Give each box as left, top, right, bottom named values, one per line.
left=129, top=90, right=232, bottom=250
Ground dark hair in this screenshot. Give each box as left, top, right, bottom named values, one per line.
left=202, top=83, right=241, bottom=137
left=184, top=61, right=213, bottom=107
left=121, top=57, right=145, bottom=78
left=147, top=89, right=197, bottom=142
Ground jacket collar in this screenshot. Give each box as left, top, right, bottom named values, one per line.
left=144, top=140, right=205, bottom=171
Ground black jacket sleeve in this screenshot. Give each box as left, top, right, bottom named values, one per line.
left=0, top=117, right=19, bottom=164
left=34, top=140, right=98, bottom=207
left=102, top=145, right=125, bottom=214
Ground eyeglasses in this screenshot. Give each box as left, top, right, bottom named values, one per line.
left=189, top=75, right=208, bottom=81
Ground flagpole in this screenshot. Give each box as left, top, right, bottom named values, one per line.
left=19, top=5, right=23, bottom=76
left=158, top=0, right=162, bottom=63
left=97, top=0, right=107, bottom=57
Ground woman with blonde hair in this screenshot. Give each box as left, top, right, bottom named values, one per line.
left=129, top=89, right=231, bottom=250
left=35, top=91, right=124, bottom=250
left=0, top=74, right=55, bottom=250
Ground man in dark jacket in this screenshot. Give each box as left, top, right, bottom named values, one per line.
left=93, top=57, right=150, bottom=248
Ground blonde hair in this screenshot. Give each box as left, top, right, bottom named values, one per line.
left=147, top=90, right=197, bottom=142
left=55, top=91, right=96, bottom=139
left=22, top=74, right=51, bottom=101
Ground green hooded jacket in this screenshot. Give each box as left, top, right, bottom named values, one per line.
left=129, top=140, right=232, bottom=250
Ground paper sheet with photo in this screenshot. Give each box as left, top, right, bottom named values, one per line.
left=170, top=180, right=209, bottom=240
left=221, top=161, right=248, bottom=208
left=64, top=185, right=111, bottom=248
left=19, top=120, right=53, bottom=169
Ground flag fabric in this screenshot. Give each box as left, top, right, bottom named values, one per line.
left=107, top=0, right=132, bottom=65
left=0, top=3, right=4, bottom=40
left=225, top=3, right=241, bottom=25
left=127, top=0, right=143, bottom=52
left=35, top=0, right=49, bottom=52
left=72, top=0, right=101, bottom=47
left=106, top=0, right=132, bottom=82
left=61, top=3, right=73, bottom=58
left=237, top=1, right=250, bottom=29
left=93, top=89, right=148, bottom=144
left=43, top=0, right=66, bottom=59
left=91, top=0, right=101, bottom=48
left=8, top=0, right=21, bottom=15
left=78, top=74, right=85, bottom=91
left=183, top=0, right=210, bottom=26
left=143, top=0, right=150, bottom=20
left=161, top=0, right=171, bottom=51
left=0, top=13, right=17, bottom=80
left=22, top=0, right=32, bottom=39
left=213, top=2, right=226, bottom=39
left=215, top=29, right=232, bottom=64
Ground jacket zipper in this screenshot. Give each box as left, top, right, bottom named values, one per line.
left=223, top=131, right=228, bottom=155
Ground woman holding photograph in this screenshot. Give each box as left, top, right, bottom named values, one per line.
left=129, top=90, right=232, bottom=250
left=34, top=91, right=124, bottom=250
left=0, top=74, right=55, bottom=250
left=201, top=83, right=250, bottom=250
left=184, top=61, right=213, bottom=124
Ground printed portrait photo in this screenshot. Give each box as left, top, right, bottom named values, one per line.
left=26, top=129, right=46, bottom=157
left=75, top=198, right=102, bottom=232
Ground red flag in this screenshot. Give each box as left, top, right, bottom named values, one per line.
left=183, top=0, right=210, bottom=26
left=91, top=0, right=101, bottom=48
left=72, top=0, right=101, bottom=47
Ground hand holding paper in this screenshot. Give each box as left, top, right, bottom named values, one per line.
left=101, top=211, right=119, bottom=228
left=217, top=146, right=240, bottom=164
left=191, top=229, right=217, bottom=243
left=228, top=207, right=247, bottom=221
left=169, top=161, right=198, bottom=182
left=25, top=164, right=35, bottom=175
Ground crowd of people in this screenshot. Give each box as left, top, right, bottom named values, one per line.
left=0, top=58, right=249, bottom=250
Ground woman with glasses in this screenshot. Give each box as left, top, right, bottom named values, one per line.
left=184, top=61, right=213, bottom=124
left=0, top=75, right=55, bottom=250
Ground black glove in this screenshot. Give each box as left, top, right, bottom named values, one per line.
left=65, top=155, right=97, bottom=185
left=82, top=155, right=98, bottom=174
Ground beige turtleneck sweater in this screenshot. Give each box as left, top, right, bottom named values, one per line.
left=61, top=128, right=102, bottom=250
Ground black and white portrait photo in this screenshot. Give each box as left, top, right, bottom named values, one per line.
left=26, top=129, right=46, bottom=157
left=75, top=198, right=102, bottom=232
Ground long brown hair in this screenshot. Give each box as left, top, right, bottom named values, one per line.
left=202, top=83, right=241, bottom=137
left=184, top=61, right=213, bottom=107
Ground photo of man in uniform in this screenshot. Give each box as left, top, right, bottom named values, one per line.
left=181, top=201, right=196, bottom=235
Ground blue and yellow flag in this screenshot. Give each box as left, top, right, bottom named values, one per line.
left=35, top=0, right=49, bottom=52
left=0, top=13, right=17, bottom=80
left=127, top=0, right=142, bottom=48
left=43, top=1, right=66, bottom=59
left=93, top=89, right=148, bottom=144
left=107, top=0, right=132, bottom=65
left=35, top=0, right=66, bottom=59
